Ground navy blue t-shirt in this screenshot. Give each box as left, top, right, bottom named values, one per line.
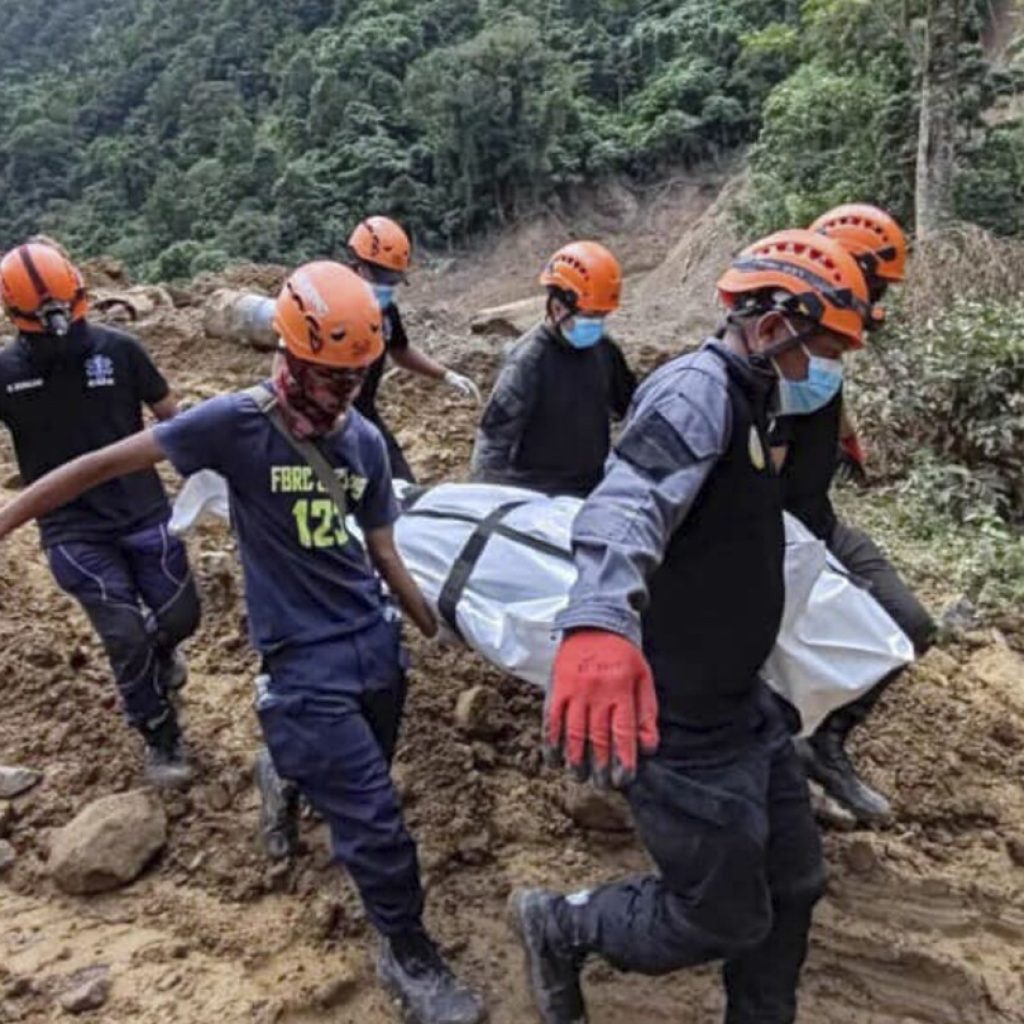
left=153, top=385, right=399, bottom=653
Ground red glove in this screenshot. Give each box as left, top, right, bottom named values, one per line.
left=836, top=434, right=868, bottom=486
left=840, top=434, right=866, bottom=468
left=545, top=630, right=659, bottom=788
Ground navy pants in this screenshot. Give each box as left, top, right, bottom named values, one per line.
left=562, top=688, right=825, bottom=1024
left=257, top=617, right=424, bottom=936
left=823, top=520, right=936, bottom=729
left=47, top=520, right=200, bottom=728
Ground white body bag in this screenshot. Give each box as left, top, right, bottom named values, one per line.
left=170, top=474, right=913, bottom=736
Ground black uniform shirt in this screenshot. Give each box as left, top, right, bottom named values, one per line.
left=470, top=323, right=638, bottom=498
left=354, top=304, right=410, bottom=425
left=558, top=340, right=785, bottom=733
left=770, top=391, right=842, bottom=542
left=0, top=320, right=171, bottom=547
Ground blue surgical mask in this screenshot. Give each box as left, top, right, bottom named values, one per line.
left=372, top=284, right=395, bottom=310
left=775, top=345, right=844, bottom=416
left=563, top=316, right=604, bottom=349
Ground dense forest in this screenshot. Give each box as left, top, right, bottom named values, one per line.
left=0, top=0, right=1021, bottom=278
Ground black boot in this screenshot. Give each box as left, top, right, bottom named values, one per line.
left=254, top=748, right=300, bottom=860
left=507, top=889, right=587, bottom=1024
left=377, top=928, right=486, bottom=1024
left=797, top=716, right=891, bottom=824
left=140, top=711, right=192, bottom=789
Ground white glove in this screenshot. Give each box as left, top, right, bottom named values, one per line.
left=443, top=369, right=482, bottom=405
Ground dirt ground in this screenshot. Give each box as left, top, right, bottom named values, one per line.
left=2, top=198, right=1024, bottom=1024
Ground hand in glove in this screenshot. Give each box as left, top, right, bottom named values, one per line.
left=545, top=630, right=659, bottom=789
left=835, top=434, right=867, bottom=486
left=443, top=369, right=482, bottom=405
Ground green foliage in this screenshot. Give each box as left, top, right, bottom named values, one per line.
left=743, top=0, right=1018, bottom=234
left=744, top=62, right=897, bottom=230
left=0, top=0, right=799, bottom=276
left=838, top=462, right=1024, bottom=611
left=851, top=297, right=1024, bottom=524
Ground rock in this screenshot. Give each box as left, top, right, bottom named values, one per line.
left=0, top=766, right=42, bottom=799
left=454, top=686, right=502, bottom=739
left=316, top=966, right=359, bottom=1009
left=165, top=285, right=200, bottom=308
left=469, top=313, right=522, bottom=338
left=991, top=718, right=1022, bottom=749
left=939, top=596, right=979, bottom=635
left=6, top=976, right=34, bottom=999
left=1007, top=836, right=1024, bottom=868
left=2, top=470, right=22, bottom=490
left=0, top=840, right=15, bottom=872
left=844, top=839, right=880, bottom=876
left=563, top=784, right=633, bottom=833
left=203, top=783, right=232, bottom=812
left=59, top=966, right=110, bottom=1014
left=50, top=790, right=167, bottom=894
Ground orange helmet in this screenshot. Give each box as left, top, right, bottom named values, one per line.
left=1, top=242, right=89, bottom=334
left=810, top=204, right=908, bottom=284
left=273, top=262, right=384, bottom=369
left=717, top=229, right=872, bottom=348
left=347, top=216, right=411, bottom=277
left=539, top=241, right=622, bottom=314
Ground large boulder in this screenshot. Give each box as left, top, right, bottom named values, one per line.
left=49, top=791, right=167, bottom=895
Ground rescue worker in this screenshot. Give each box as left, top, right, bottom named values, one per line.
left=775, top=204, right=935, bottom=823
left=0, top=241, right=200, bottom=787
left=470, top=241, right=637, bottom=497
left=0, top=262, right=486, bottom=1024
left=347, top=216, right=481, bottom=482
left=508, top=230, right=874, bottom=1024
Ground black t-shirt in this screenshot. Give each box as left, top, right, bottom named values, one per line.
left=0, top=321, right=172, bottom=547
left=354, top=304, right=409, bottom=423
left=769, top=391, right=842, bottom=541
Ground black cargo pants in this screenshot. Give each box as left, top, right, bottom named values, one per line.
left=560, top=686, right=825, bottom=1024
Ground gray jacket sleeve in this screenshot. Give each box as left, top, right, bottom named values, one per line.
left=470, top=339, right=539, bottom=483
left=555, top=366, right=732, bottom=646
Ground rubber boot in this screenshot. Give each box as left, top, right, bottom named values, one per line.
left=141, top=710, right=192, bottom=789
left=377, top=928, right=486, bottom=1024
left=254, top=748, right=299, bottom=860
left=507, top=889, right=587, bottom=1024
left=797, top=716, right=891, bottom=824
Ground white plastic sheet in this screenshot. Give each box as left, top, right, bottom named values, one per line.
left=170, top=473, right=913, bottom=735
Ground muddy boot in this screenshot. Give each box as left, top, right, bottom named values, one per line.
left=141, top=711, right=192, bottom=789
left=377, top=928, right=486, bottom=1024
left=796, top=719, right=891, bottom=825
left=254, top=748, right=299, bottom=860
left=507, top=889, right=587, bottom=1024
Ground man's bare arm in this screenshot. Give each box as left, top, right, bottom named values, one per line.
left=0, top=431, right=166, bottom=540
left=365, top=525, right=438, bottom=638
